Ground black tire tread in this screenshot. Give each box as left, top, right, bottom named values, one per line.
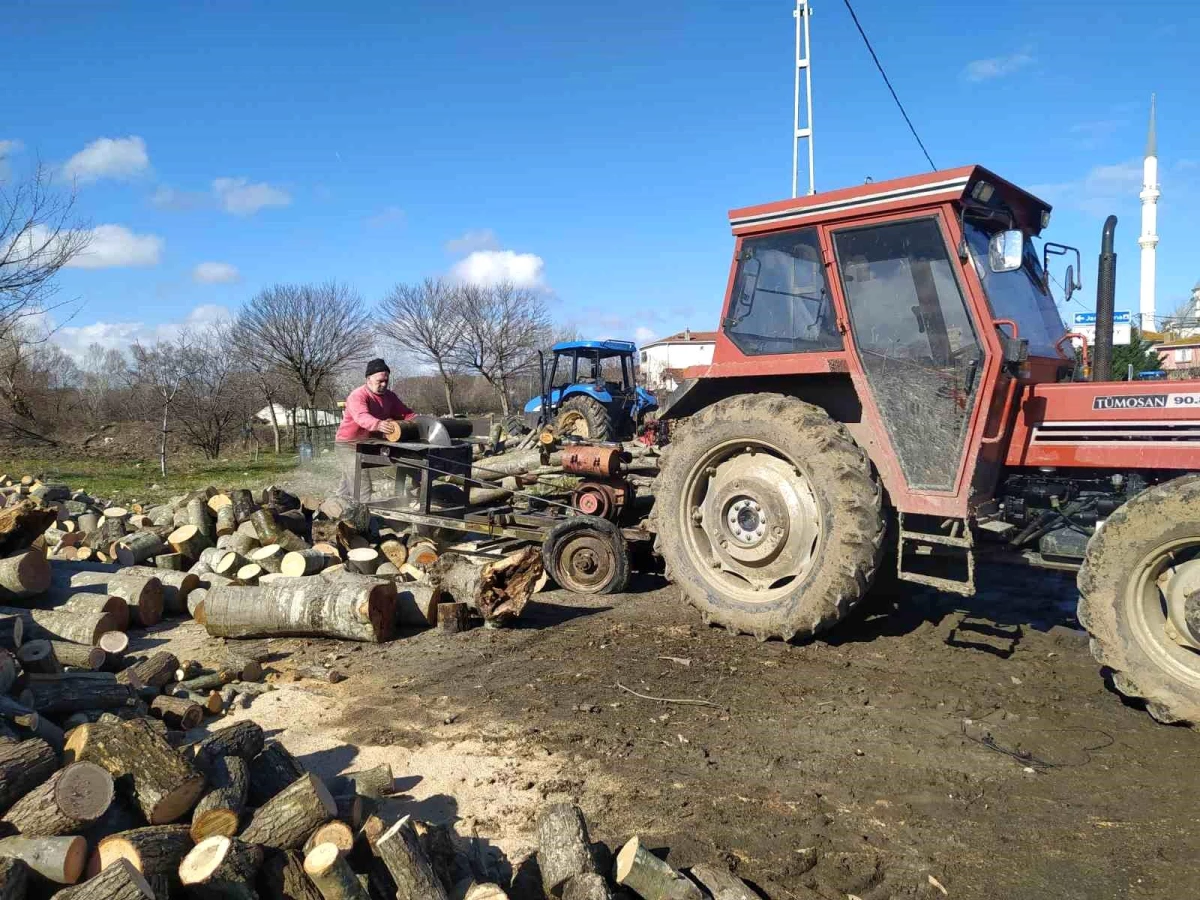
left=1077, top=473, right=1200, bottom=725
left=556, top=395, right=616, bottom=442
left=651, top=393, right=884, bottom=640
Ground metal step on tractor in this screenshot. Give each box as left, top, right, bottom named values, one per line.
left=520, top=339, right=658, bottom=441
left=651, top=165, right=1200, bottom=725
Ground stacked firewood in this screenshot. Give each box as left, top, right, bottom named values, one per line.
left=1, top=697, right=754, bottom=900
left=0, top=478, right=544, bottom=646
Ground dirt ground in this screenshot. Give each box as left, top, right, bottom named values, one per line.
left=142, top=558, right=1200, bottom=900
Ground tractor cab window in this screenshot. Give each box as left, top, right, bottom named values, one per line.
left=723, top=227, right=842, bottom=355
left=963, top=222, right=1066, bottom=358
left=833, top=217, right=982, bottom=491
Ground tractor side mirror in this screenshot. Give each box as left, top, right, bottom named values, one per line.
left=1064, top=264, right=1076, bottom=303
left=988, top=230, right=1024, bottom=273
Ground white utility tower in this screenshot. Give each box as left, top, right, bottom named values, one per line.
left=792, top=0, right=815, bottom=197
left=1138, top=93, right=1160, bottom=332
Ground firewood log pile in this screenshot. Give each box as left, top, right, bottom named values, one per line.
left=0, top=477, right=546, bottom=648
left=0, top=694, right=750, bottom=900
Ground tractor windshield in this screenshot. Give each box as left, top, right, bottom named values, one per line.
left=964, top=222, right=1066, bottom=358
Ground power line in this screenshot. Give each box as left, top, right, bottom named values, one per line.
left=840, top=0, right=937, bottom=172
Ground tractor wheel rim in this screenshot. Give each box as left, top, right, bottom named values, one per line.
left=679, top=439, right=822, bottom=602
left=1125, top=537, right=1200, bottom=689
left=554, top=533, right=616, bottom=592
left=558, top=411, right=589, bottom=439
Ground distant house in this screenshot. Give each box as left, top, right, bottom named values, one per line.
left=639, top=329, right=717, bottom=392
left=255, top=404, right=340, bottom=427
left=1149, top=336, right=1200, bottom=374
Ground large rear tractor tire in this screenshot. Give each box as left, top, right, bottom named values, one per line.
left=555, top=396, right=616, bottom=442
left=652, top=393, right=884, bottom=641
left=1077, top=475, right=1200, bottom=725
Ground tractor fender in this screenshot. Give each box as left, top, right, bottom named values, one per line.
left=560, top=385, right=614, bottom=404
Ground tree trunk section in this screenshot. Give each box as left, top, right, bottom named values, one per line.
left=301, top=821, right=353, bottom=856
left=149, top=695, right=202, bottom=730
left=19, top=674, right=134, bottom=715
left=179, top=835, right=262, bottom=900
left=0, top=648, right=14, bottom=693
left=215, top=505, right=237, bottom=538
left=0, top=501, right=58, bottom=558
left=49, top=642, right=105, bottom=671
left=239, top=774, right=336, bottom=850
left=613, top=837, right=702, bottom=900
left=119, top=567, right=197, bottom=615
left=261, top=848, right=322, bottom=900
left=16, top=640, right=59, bottom=675
left=249, top=544, right=283, bottom=573
left=187, top=498, right=214, bottom=543
left=219, top=533, right=259, bottom=556
left=189, top=755, right=248, bottom=842
left=168, top=525, right=212, bottom=562
left=537, top=804, right=597, bottom=898
left=204, top=580, right=395, bottom=643
left=303, top=842, right=370, bottom=900
left=0, top=739, right=58, bottom=818
left=114, top=534, right=165, bottom=568
left=0, top=857, right=29, bottom=900
left=102, top=576, right=163, bottom=628
left=154, top=552, right=185, bottom=571
left=63, top=720, right=205, bottom=825
left=437, top=603, right=471, bottom=635
left=1, top=606, right=118, bottom=647
left=374, top=816, right=449, bottom=900
left=280, top=550, right=328, bottom=578
left=0, top=551, right=50, bottom=600
left=0, top=762, right=113, bottom=837
left=0, top=834, right=86, bottom=883
left=188, top=588, right=207, bottom=623
left=379, top=539, right=408, bottom=569
left=231, top=489, right=257, bottom=525
left=49, top=858, right=154, bottom=900
left=54, top=594, right=129, bottom=633
left=116, top=651, right=179, bottom=689
left=345, top=548, right=379, bottom=575
left=687, top=865, right=757, bottom=900
left=562, top=874, right=612, bottom=900
left=94, top=824, right=193, bottom=889
left=248, top=742, right=305, bottom=807
left=213, top=550, right=244, bottom=576
left=235, top=564, right=264, bottom=585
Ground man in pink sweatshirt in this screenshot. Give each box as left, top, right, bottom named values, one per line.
left=334, top=358, right=416, bottom=500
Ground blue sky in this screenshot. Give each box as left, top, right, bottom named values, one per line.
left=3, top=0, right=1197, bottom=361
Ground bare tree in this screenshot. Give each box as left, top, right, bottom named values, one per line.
left=0, top=325, right=80, bottom=444
left=233, top=322, right=291, bottom=454
left=0, top=163, right=89, bottom=342
left=79, top=343, right=129, bottom=423
left=453, top=282, right=551, bottom=414
left=378, top=278, right=464, bottom=414
left=236, top=281, right=372, bottom=414
left=175, top=326, right=256, bottom=459
left=130, top=336, right=191, bottom=476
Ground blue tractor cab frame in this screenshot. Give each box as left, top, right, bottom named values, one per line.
left=522, top=340, right=658, bottom=441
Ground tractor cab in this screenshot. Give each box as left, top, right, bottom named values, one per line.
left=523, top=340, right=658, bottom=441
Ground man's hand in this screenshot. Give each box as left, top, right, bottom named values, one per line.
left=378, top=419, right=397, bottom=434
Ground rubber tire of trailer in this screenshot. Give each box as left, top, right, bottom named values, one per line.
left=542, top=515, right=631, bottom=595
left=1077, top=473, right=1200, bottom=725
left=653, top=393, right=885, bottom=641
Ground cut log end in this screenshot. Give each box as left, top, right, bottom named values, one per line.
left=56, top=760, right=116, bottom=822
left=190, top=808, right=240, bottom=842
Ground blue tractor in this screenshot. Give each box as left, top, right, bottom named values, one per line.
left=522, top=340, right=658, bottom=441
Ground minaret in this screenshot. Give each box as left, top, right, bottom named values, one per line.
left=1138, top=94, right=1160, bottom=333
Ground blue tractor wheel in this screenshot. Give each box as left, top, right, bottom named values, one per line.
left=555, top=395, right=616, bottom=441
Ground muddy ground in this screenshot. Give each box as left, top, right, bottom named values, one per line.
left=145, top=559, right=1200, bottom=900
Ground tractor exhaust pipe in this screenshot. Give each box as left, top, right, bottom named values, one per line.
left=1092, top=215, right=1118, bottom=382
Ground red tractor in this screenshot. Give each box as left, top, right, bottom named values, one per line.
left=652, top=166, right=1200, bottom=725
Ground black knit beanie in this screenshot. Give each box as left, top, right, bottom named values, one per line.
left=365, top=358, right=390, bottom=378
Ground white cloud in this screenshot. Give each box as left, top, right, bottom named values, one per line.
left=63, top=136, right=150, bottom=183
left=68, top=225, right=163, bottom=269
left=963, top=50, right=1033, bottom=82
left=0, top=139, right=22, bottom=181
left=192, top=261, right=240, bottom=284
left=445, top=229, right=500, bottom=255
left=51, top=303, right=233, bottom=359
left=1029, top=159, right=1143, bottom=216
left=634, top=326, right=657, bottom=346
left=212, top=177, right=291, bottom=216
left=451, top=249, right=545, bottom=289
